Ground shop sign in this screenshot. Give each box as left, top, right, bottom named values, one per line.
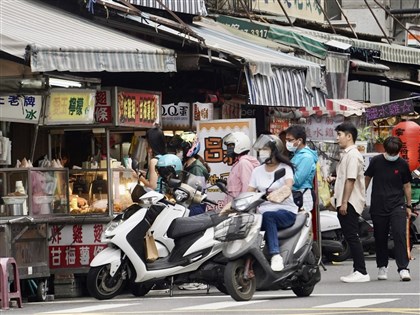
left=192, top=102, right=214, bottom=128
left=94, top=90, right=113, bottom=124
left=306, top=115, right=344, bottom=141
left=197, top=119, right=256, bottom=211
left=0, top=95, right=42, bottom=124
left=161, top=102, right=190, bottom=129
left=365, top=98, right=415, bottom=121
left=48, top=224, right=106, bottom=269
left=270, top=117, right=290, bottom=135
left=45, top=89, right=96, bottom=125
left=406, top=23, right=420, bottom=48
left=116, top=88, right=161, bottom=128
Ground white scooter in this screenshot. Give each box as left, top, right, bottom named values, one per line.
left=87, top=176, right=228, bottom=300
left=215, top=168, right=321, bottom=301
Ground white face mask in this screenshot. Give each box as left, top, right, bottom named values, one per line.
left=258, top=149, right=271, bottom=163
left=286, top=141, right=298, bottom=152
left=384, top=153, right=399, bottom=162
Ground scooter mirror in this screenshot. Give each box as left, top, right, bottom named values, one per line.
left=216, top=179, right=229, bottom=194
left=274, top=168, right=286, bottom=181
left=168, top=178, right=181, bottom=188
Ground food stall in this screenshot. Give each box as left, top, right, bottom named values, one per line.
left=0, top=86, right=162, bottom=298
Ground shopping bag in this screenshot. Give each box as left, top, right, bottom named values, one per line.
left=144, top=231, right=158, bottom=262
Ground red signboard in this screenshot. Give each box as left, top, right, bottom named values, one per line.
left=116, top=89, right=161, bottom=128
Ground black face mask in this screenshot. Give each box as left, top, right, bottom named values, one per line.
left=226, top=146, right=235, bottom=158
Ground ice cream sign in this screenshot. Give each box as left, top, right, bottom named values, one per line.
left=0, top=95, right=42, bottom=124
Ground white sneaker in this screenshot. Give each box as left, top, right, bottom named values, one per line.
left=399, top=269, right=411, bottom=281
left=271, top=254, right=284, bottom=272
left=340, top=271, right=370, bottom=283
left=378, top=267, right=388, bottom=280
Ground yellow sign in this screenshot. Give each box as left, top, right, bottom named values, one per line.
left=46, top=89, right=96, bottom=124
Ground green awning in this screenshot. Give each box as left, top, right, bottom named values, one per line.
left=215, top=15, right=328, bottom=59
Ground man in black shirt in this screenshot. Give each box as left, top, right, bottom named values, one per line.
left=365, top=136, right=413, bottom=281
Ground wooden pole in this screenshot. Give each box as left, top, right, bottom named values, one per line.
left=314, top=0, right=336, bottom=34
left=363, top=0, right=392, bottom=44
left=333, top=0, right=358, bottom=38
left=276, top=0, right=294, bottom=27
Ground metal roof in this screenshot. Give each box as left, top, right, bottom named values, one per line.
left=0, top=0, right=176, bottom=73
left=128, top=0, right=207, bottom=16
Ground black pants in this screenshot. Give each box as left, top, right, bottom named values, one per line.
left=338, top=203, right=367, bottom=275
left=371, top=211, right=409, bottom=272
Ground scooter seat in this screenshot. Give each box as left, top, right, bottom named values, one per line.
left=167, top=211, right=226, bottom=239
left=277, top=212, right=308, bottom=240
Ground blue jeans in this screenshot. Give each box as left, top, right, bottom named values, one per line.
left=262, top=210, right=297, bottom=255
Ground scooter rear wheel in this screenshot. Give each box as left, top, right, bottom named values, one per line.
left=87, top=265, right=127, bottom=300
left=224, top=259, right=256, bottom=301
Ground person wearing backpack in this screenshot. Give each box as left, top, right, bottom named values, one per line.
left=284, top=125, right=318, bottom=212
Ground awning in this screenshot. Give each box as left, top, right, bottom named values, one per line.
left=123, top=15, right=326, bottom=107
left=298, top=99, right=371, bottom=117
left=129, top=0, right=207, bottom=16
left=0, top=0, right=176, bottom=73
left=215, top=15, right=328, bottom=59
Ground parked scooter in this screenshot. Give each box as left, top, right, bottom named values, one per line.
left=320, top=209, right=375, bottom=262
left=87, top=174, right=228, bottom=300
left=214, top=168, right=321, bottom=301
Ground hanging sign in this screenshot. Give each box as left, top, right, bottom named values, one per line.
left=45, top=89, right=96, bottom=125
left=306, top=115, right=345, bottom=141
left=192, top=102, right=214, bottom=128
left=94, top=90, right=113, bottom=124
left=197, top=119, right=256, bottom=212
left=0, top=95, right=42, bottom=124
left=365, top=98, right=415, bottom=121
left=116, top=88, right=161, bottom=128
left=392, top=121, right=420, bottom=171
left=161, top=102, right=190, bottom=130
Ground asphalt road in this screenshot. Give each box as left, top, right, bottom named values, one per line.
left=4, top=246, right=420, bottom=315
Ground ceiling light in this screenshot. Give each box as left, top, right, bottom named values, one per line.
left=49, top=78, right=82, bottom=88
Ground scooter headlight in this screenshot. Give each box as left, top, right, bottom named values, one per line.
left=174, top=189, right=189, bottom=203
left=104, top=219, right=122, bottom=237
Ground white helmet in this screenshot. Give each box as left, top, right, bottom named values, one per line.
left=223, top=132, right=251, bottom=155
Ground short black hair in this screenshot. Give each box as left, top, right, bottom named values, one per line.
left=383, top=136, right=402, bottom=155
left=335, top=121, right=357, bottom=143
left=285, top=125, right=307, bottom=144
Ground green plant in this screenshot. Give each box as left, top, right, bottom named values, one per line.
left=375, top=135, right=385, bottom=143
left=357, top=126, right=372, bottom=141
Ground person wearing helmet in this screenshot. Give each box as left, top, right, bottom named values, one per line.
left=222, top=132, right=260, bottom=204
left=248, top=134, right=298, bottom=272
left=155, top=153, right=183, bottom=196
left=138, top=127, right=167, bottom=192
left=284, top=125, right=318, bottom=212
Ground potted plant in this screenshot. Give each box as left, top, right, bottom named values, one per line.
left=356, top=126, right=371, bottom=154
left=374, top=135, right=386, bottom=153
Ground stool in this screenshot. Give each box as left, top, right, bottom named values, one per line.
left=0, top=257, right=23, bottom=310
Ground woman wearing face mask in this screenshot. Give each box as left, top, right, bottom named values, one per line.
left=365, top=136, right=413, bottom=281
left=247, top=134, right=298, bottom=272
left=222, top=132, right=260, bottom=205
left=284, top=126, right=318, bottom=212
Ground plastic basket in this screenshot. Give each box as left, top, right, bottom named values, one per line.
left=214, top=214, right=254, bottom=242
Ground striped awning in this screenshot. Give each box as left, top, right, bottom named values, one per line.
left=0, top=0, right=176, bottom=73
left=129, top=0, right=207, bottom=16
left=298, top=99, right=371, bottom=117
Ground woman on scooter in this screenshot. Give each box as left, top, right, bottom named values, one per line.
left=248, top=134, right=298, bottom=271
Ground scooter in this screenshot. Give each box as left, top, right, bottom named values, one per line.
left=87, top=175, right=228, bottom=300
left=320, top=209, right=375, bottom=262
left=215, top=168, right=321, bottom=301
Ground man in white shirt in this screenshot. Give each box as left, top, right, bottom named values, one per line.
left=333, top=122, right=370, bottom=283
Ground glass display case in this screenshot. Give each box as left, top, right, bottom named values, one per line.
left=0, top=168, right=69, bottom=216
left=68, top=168, right=137, bottom=215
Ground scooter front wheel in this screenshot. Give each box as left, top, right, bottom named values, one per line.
left=87, top=265, right=127, bottom=300
left=224, top=259, right=256, bottom=301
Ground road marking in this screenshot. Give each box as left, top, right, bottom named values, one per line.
left=174, top=300, right=266, bottom=310
left=44, top=303, right=133, bottom=313
left=315, top=298, right=399, bottom=308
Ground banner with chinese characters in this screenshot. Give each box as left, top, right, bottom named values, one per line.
left=94, top=89, right=113, bottom=124
left=45, top=89, right=96, bottom=125
left=48, top=224, right=106, bottom=269
left=0, top=95, right=42, bottom=124
left=192, top=102, right=214, bottom=128
left=161, top=102, right=190, bottom=130
left=365, top=98, right=415, bottom=121
left=197, top=119, right=256, bottom=211
left=305, top=115, right=345, bottom=141
left=116, top=88, right=161, bottom=128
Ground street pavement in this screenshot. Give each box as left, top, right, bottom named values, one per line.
left=4, top=246, right=420, bottom=315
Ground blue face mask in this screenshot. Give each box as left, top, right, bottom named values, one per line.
left=384, top=153, right=399, bottom=162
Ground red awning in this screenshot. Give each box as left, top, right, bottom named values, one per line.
left=298, top=99, right=371, bottom=117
